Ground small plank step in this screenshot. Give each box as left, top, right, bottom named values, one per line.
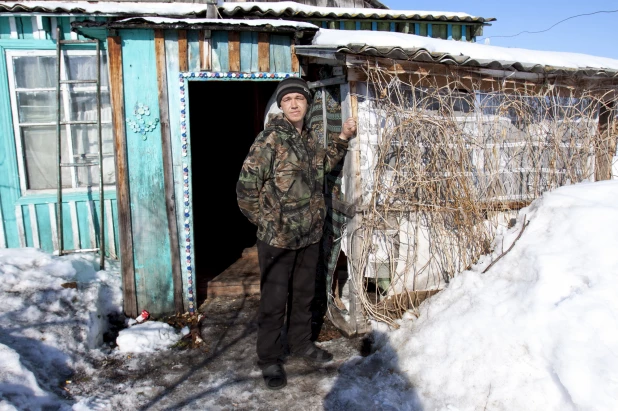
left=207, top=245, right=260, bottom=299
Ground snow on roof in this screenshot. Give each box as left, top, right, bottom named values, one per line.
left=115, top=16, right=318, bottom=30
left=219, top=1, right=495, bottom=22
left=0, top=1, right=214, bottom=16
left=306, top=29, right=618, bottom=74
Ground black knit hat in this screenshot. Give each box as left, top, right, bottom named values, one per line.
left=275, top=77, right=312, bottom=107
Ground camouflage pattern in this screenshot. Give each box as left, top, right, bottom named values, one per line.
left=236, top=113, right=349, bottom=250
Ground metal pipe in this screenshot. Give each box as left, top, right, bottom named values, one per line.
left=56, top=26, right=63, bottom=254
left=96, top=39, right=105, bottom=270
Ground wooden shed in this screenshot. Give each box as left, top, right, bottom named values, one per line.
left=0, top=1, right=502, bottom=328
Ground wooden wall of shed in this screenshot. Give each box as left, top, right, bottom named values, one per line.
left=115, top=29, right=175, bottom=317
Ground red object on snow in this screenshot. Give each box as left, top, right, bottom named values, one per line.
left=135, top=310, right=150, bottom=323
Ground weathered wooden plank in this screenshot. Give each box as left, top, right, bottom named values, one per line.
left=35, top=203, right=52, bottom=253
left=228, top=31, right=240, bottom=72
left=0, top=200, right=5, bottom=248
left=269, top=34, right=291, bottom=73
left=178, top=30, right=188, bottom=72
left=28, top=204, right=40, bottom=248
left=291, top=43, right=299, bottom=73
left=17, top=17, right=32, bottom=39
left=239, top=31, right=255, bottom=73
left=339, top=80, right=370, bottom=336
left=8, top=17, right=18, bottom=39
left=187, top=29, right=200, bottom=72
left=107, top=34, right=137, bottom=318
left=0, top=44, right=21, bottom=248
left=121, top=29, right=173, bottom=317
left=69, top=201, right=80, bottom=249
left=31, top=16, right=44, bottom=40
left=258, top=32, right=269, bottom=72
left=76, top=200, right=91, bottom=249
left=155, top=29, right=184, bottom=314
left=105, top=199, right=117, bottom=258
left=86, top=199, right=97, bottom=249
left=49, top=203, right=58, bottom=252
left=69, top=17, right=78, bottom=40
left=22, top=205, right=34, bottom=247
left=15, top=206, right=25, bottom=247
left=50, top=17, right=58, bottom=40
left=201, top=30, right=211, bottom=71
left=165, top=30, right=194, bottom=311
left=212, top=31, right=229, bottom=72
left=61, top=202, right=74, bottom=251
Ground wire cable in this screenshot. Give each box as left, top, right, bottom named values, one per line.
left=486, top=9, right=618, bottom=39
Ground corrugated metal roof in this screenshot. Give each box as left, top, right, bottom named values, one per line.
left=219, top=2, right=496, bottom=23
left=295, top=44, right=618, bottom=78
left=0, top=1, right=495, bottom=23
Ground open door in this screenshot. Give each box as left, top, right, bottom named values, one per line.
left=187, top=80, right=278, bottom=304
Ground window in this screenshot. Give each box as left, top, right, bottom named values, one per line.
left=7, top=49, right=114, bottom=193
left=431, top=24, right=448, bottom=40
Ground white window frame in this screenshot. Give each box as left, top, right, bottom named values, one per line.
left=6, top=48, right=113, bottom=195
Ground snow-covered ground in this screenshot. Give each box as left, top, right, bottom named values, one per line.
left=2, top=179, right=618, bottom=410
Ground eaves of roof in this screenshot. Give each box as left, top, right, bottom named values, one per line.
left=219, top=5, right=496, bottom=24
left=294, top=45, right=618, bottom=78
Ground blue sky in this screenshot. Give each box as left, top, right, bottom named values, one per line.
left=384, top=0, right=618, bottom=60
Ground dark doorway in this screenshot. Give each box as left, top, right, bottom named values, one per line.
left=188, top=80, right=278, bottom=305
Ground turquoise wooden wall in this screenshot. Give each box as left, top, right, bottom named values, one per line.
left=0, top=17, right=119, bottom=257
left=120, top=29, right=174, bottom=315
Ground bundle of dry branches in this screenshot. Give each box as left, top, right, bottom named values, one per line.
left=344, top=64, right=618, bottom=327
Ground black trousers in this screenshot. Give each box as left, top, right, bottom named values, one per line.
left=256, top=239, right=320, bottom=369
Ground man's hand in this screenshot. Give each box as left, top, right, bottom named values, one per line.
left=339, top=117, right=357, bottom=141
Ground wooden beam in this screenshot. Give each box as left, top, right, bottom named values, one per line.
left=291, top=43, right=299, bottom=73
left=178, top=30, right=188, bottom=72
left=257, top=32, right=269, bottom=72
left=107, top=35, right=137, bottom=318
left=228, top=31, right=240, bottom=72
left=155, top=30, right=184, bottom=315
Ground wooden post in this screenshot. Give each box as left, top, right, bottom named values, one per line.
left=258, top=32, right=269, bottom=72
left=595, top=100, right=617, bottom=181
left=107, top=35, right=137, bottom=318
left=228, top=31, right=240, bottom=72
left=178, top=30, right=188, bottom=72
left=339, top=80, right=371, bottom=336
left=155, top=30, right=184, bottom=315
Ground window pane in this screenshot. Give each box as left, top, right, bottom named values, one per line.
left=73, top=124, right=116, bottom=187
left=22, top=126, right=70, bottom=190
left=67, top=88, right=112, bottom=122
left=13, top=56, right=56, bottom=89
left=64, top=54, right=109, bottom=87
left=16, top=91, right=59, bottom=123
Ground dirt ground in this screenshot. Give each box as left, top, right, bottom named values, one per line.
left=67, top=293, right=376, bottom=411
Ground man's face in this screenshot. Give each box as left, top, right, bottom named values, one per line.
left=280, top=92, right=308, bottom=125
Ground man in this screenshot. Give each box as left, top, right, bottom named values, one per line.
left=236, top=77, right=357, bottom=390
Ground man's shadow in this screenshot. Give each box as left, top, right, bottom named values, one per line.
left=323, top=329, right=424, bottom=411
